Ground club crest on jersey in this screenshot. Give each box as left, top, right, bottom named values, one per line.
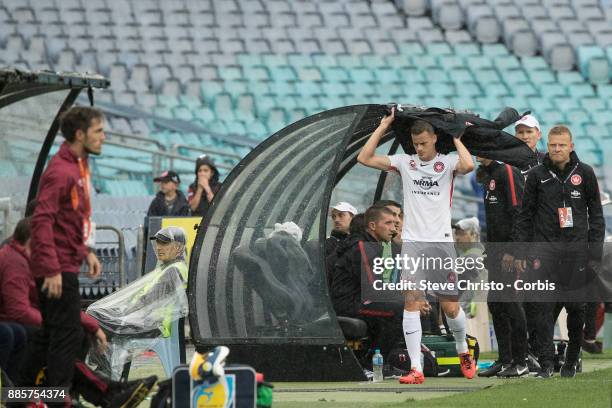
left=571, top=174, right=582, bottom=186
left=489, top=180, right=496, bottom=190
left=434, top=162, right=445, bottom=173
left=414, top=177, right=439, bottom=190
left=409, top=160, right=417, bottom=170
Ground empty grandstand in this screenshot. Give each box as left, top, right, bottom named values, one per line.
left=1, top=0, right=612, bottom=282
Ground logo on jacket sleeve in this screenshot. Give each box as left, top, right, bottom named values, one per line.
left=571, top=174, right=582, bottom=186
left=489, top=179, right=496, bottom=190
left=434, top=162, right=445, bottom=173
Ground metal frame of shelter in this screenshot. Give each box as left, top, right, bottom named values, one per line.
left=0, top=68, right=110, bottom=203
left=188, top=104, right=402, bottom=381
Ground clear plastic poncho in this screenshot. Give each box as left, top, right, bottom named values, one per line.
left=86, top=226, right=189, bottom=379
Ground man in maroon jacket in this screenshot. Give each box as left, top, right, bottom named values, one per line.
left=4, top=217, right=156, bottom=407
left=0, top=216, right=104, bottom=339
left=19, top=106, right=106, bottom=403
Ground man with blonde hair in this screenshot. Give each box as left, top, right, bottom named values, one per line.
left=511, top=125, right=604, bottom=378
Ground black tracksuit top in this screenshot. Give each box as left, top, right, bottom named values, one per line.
left=512, top=151, right=605, bottom=260
left=481, top=161, right=524, bottom=243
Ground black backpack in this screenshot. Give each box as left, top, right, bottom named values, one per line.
left=386, top=345, right=439, bottom=377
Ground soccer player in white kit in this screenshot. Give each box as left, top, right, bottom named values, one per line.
left=358, top=107, right=477, bottom=384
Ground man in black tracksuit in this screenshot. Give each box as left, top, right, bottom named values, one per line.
left=476, top=158, right=528, bottom=377
left=511, top=126, right=605, bottom=378
left=513, top=114, right=546, bottom=368
left=331, top=206, right=402, bottom=362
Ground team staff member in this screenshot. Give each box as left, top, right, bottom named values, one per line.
left=515, top=114, right=546, bottom=167
left=19, top=107, right=105, bottom=403
left=331, top=206, right=402, bottom=361
left=511, top=126, right=605, bottom=378
left=513, top=114, right=544, bottom=369
left=475, top=158, right=528, bottom=378
left=326, top=202, right=358, bottom=257
left=325, top=202, right=357, bottom=288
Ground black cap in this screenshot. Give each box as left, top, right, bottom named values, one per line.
left=154, top=170, right=180, bottom=183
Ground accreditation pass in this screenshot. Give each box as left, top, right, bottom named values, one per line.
left=1, top=387, right=69, bottom=403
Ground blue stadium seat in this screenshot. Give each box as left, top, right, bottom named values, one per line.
left=568, top=83, right=596, bottom=98
left=321, top=66, right=350, bottom=82
left=456, top=82, right=482, bottom=97
left=471, top=68, right=500, bottom=84
left=350, top=67, right=376, bottom=83
left=321, top=82, right=350, bottom=98
left=374, top=67, right=401, bottom=84
left=521, top=56, right=549, bottom=71
left=580, top=97, right=607, bottom=111
left=448, top=68, right=474, bottom=83
left=541, top=110, right=567, bottom=125
left=396, top=67, right=426, bottom=83
left=577, top=45, right=611, bottom=84
left=427, top=82, right=456, bottom=97
left=200, top=81, right=224, bottom=103
left=538, top=83, right=568, bottom=98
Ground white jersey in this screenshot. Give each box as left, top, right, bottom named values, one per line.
left=388, top=153, right=459, bottom=242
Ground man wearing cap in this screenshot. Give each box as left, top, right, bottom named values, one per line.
left=475, top=157, right=528, bottom=378
left=515, top=114, right=546, bottom=169
left=325, top=202, right=358, bottom=289
left=513, top=114, right=546, bottom=371
left=326, top=202, right=358, bottom=257
left=148, top=170, right=190, bottom=217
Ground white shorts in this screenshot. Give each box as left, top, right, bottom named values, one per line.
left=399, top=241, right=459, bottom=297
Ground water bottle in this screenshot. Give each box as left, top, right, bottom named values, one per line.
left=372, top=349, right=384, bottom=382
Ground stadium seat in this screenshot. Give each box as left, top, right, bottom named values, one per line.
left=396, top=0, right=428, bottom=16
left=577, top=45, right=611, bottom=84
left=432, top=1, right=464, bottom=30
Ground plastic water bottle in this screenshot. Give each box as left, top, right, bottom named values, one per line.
left=372, top=349, right=384, bottom=382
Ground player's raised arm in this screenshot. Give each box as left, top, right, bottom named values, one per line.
left=357, top=107, right=394, bottom=171
left=453, top=135, right=475, bottom=175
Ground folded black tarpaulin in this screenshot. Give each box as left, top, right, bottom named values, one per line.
left=387, top=105, right=537, bottom=170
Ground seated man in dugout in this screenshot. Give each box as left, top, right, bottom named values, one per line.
left=331, top=206, right=404, bottom=374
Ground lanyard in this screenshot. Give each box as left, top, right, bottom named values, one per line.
left=547, top=163, right=578, bottom=208
left=77, top=157, right=92, bottom=242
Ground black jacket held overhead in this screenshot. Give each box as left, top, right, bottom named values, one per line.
left=479, top=161, right=524, bottom=243
left=512, top=151, right=605, bottom=260
left=386, top=105, right=538, bottom=170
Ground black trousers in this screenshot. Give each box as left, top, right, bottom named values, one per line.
left=583, top=302, right=599, bottom=340
left=0, top=321, right=27, bottom=381
left=18, top=272, right=83, bottom=405
left=488, top=301, right=528, bottom=365
left=523, top=302, right=556, bottom=369
left=553, top=302, right=586, bottom=364
left=523, top=302, right=539, bottom=354
left=359, top=312, right=403, bottom=362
